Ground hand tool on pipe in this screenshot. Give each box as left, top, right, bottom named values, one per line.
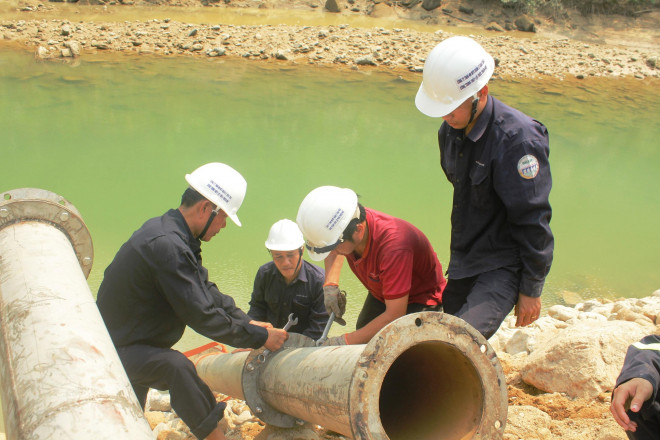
left=257, top=313, right=297, bottom=363
left=315, top=312, right=335, bottom=346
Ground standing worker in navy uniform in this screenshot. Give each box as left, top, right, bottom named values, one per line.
left=96, top=163, right=288, bottom=440
left=611, top=335, right=660, bottom=440
left=247, top=219, right=328, bottom=340
left=415, top=36, right=554, bottom=339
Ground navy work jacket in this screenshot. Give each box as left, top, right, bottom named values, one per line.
left=96, top=209, right=267, bottom=350
left=438, top=96, right=554, bottom=297
left=247, top=260, right=328, bottom=340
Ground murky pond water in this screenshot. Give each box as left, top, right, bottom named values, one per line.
left=2, top=47, right=658, bottom=353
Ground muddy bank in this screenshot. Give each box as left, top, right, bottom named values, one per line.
left=1, top=1, right=658, bottom=80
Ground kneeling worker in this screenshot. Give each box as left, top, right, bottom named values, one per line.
left=247, top=219, right=329, bottom=340
left=296, top=186, right=446, bottom=346
left=96, top=162, right=288, bottom=440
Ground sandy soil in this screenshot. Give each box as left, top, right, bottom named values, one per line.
left=1, top=2, right=658, bottom=439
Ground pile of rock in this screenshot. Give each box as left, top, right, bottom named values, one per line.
left=490, top=290, right=660, bottom=400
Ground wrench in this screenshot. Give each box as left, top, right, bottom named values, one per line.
left=257, top=313, right=297, bottom=363
left=315, top=312, right=335, bottom=346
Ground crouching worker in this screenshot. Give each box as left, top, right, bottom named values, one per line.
left=247, top=219, right=329, bottom=339
left=611, top=335, right=660, bottom=440
left=296, top=186, right=446, bottom=346
left=96, top=163, right=288, bottom=440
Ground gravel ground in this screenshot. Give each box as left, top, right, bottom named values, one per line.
left=1, top=0, right=658, bottom=80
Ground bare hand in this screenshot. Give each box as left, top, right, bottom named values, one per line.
left=249, top=320, right=273, bottom=329
left=610, top=377, right=654, bottom=432
left=514, top=293, right=541, bottom=327
left=264, top=327, right=288, bottom=351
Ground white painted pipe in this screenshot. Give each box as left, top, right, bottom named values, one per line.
left=0, top=188, right=154, bottom=440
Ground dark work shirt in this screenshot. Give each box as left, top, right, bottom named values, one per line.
left=438, top=96, right=554, bottom=297
left=615, top=335, right=660, bottom=421
left=247, top=260, right=328, bottom=340
left=96, top=209, right=268, bottom=350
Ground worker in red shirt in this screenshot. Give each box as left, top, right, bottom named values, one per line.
left=296, top=186, right=446, bottom=345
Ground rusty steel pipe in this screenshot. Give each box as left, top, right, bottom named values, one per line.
left=196, top=312, right=508, bottom=439
left=0, top=188, right=154, bottom=440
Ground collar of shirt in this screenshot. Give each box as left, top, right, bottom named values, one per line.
left=466, top=95, right=493, bottom=143
left=166, top=208, right=201, bottom=256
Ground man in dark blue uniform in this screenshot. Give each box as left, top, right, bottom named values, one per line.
left=248, top=219, right=328, bottom=340
left=415, top=36, right=554, bottom=339
left=96, top=163, right=288, bottom=440
left=611, top=335, right=660, bottom=440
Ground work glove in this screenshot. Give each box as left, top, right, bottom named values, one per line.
left=322, top=334, right=348, bottom=346
left=323, top=284, right=347, bottom=326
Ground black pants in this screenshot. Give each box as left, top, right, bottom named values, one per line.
left=356, top=293, right=442, bottom=330
left=625, top=408, right=660, bottom=440
left=441, top=265, right=521, bottom=339
left=117, top=344, right=225, bottom=439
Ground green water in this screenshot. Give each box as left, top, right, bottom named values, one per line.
left=1, top=48, right=659, bottom=356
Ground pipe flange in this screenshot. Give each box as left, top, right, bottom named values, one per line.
left=348, top=312, right=508, bottom=440
left=241, top=333, right=314, bottom=427
left=0, top=188, right=94, bottom=278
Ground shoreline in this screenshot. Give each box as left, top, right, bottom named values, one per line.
left=1, top=3, right=659, bottom=81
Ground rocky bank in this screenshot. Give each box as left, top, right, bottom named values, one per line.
left=142, top=291, right=660, bottom=440
left=0, top=0, right=659, bottom=80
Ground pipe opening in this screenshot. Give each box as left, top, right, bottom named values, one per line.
left=379, top=341, right=483, bottom=440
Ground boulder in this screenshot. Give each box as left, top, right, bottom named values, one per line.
left=504, top=405, right=552, bottom=440
left=521, top=320, right=649, bottom=398
left=324, top=0, right=340, bottom=13
left=514, top=15, right=536, bottom=32
left=421, top=0, right=441, bottom=11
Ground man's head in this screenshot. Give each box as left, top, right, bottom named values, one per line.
left=180, top=162, right=247, bottom=241
left=415, top=36, right=494, bottom=122
left=265, top=219, right=305, bottom=283
left=296, top=186, right=365, bottom=261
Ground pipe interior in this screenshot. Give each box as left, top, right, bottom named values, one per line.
left=379, top=341, right=484, bottom=440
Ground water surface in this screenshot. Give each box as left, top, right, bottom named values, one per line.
left=1, top=48, right=659, bottom=355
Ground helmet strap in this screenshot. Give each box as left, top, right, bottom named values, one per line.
left=467, top=94, right=479, bottom=125
left=197, top=207, right=219, bottom=240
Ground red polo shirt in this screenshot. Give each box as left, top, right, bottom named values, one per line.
left=346, top=208, right=445, bottom=306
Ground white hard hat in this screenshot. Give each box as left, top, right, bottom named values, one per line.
left=185, top=162, right=247, bottom=227
left=265, top=219, right=305, bottom=251
left=415, top=36, right=494, bottom=118
left=296, top=186, right=360, bottom=261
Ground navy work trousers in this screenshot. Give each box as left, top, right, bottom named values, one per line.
left=442, top=265, right=521, bottom=339
left=117, top=344, right=226, bottom=439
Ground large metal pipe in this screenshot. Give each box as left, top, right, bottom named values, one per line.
left=0, top=188, right=154, bottom=440
left=196, top=312, right=508, bottom=439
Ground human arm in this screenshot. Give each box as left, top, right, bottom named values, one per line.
left=611, top=335, right=660, bottom=431
left=151, top=238, right=268, bottom=349
left=301, top=276, right=330, bottom=340
left=246, top=266, right=269, bottom=323
left=514, top=293, right=541, bottom=327
left=494, top=127, right=553, bottom=318
left=611, top=378, right=654, bottom=431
